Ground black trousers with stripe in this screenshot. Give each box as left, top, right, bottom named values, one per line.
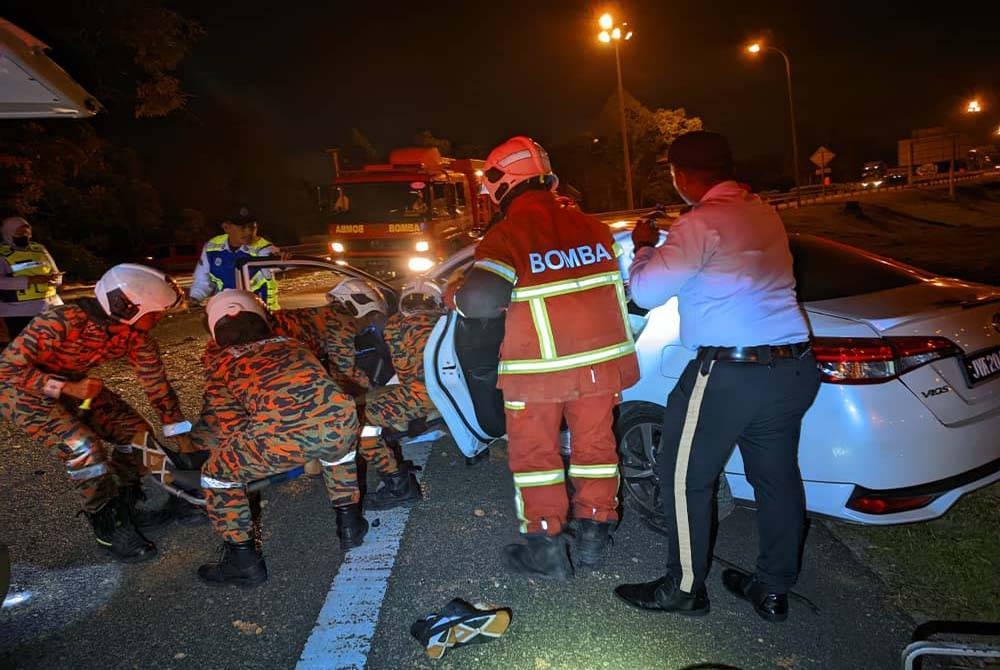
left=656, top=351, right=821, bottom=593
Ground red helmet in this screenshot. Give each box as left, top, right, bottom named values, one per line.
left=481, top=136, right=559, bottom=205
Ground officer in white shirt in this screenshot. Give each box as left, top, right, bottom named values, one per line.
left=614, top=131, right=820, bottom=623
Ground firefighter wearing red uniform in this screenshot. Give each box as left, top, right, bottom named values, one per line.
left=455, top=137, right=639, bottom=579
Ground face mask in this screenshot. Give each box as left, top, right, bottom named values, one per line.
left=11, top=235, right=30, bottom=247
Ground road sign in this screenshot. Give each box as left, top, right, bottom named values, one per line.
left=810, top=146, right=835, bottom=167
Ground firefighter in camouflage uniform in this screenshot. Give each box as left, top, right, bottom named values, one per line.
left=195, top=290, right=367, bottom=588
left=326, top=277, right=442, bottom=510
left=0, top=264, right=193, bottom=563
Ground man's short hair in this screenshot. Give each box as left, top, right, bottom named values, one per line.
left=213, top=311, right=271, bottom=347
left=666, top=131, right=735, bottom=181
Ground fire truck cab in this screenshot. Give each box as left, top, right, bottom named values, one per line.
left=327, top=147, right=493, bottom=280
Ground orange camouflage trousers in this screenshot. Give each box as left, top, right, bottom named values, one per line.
left=201, top=404, right=360, bottom=544
left=360, top=383, right=435, bottom=476
left=0, top=386, right=151, bottom=512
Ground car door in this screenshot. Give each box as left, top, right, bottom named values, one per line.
left=238, top=255, right=401, bottom=385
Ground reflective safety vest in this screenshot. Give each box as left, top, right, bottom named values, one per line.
left=472, top=190, right=639, bottom=401
left=203, top=234, right=279, bottom=310
left=0, top=244, right=57, bottom=302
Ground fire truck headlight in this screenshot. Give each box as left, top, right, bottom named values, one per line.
left=408, top=256, right=434, bottom=272
left=415, top=240, right=430, bottom=252
left=331, top=241, right=345, bottom=253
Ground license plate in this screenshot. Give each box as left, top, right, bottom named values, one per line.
left=963, top=345, right=1000, bottom=386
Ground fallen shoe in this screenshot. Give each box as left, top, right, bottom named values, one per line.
left=410, top=598, right=512, bottom=659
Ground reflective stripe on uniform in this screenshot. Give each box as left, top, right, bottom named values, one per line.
left=320, top=450, right=357, bottom=467
left=512, top=469, right=565, bottom=487
left=528, top=298, right=557, bottom=359
left=676, top=360, right=714, bottom=594
left=568, top=463, right=619, bottom=479
left=473, top=258, right=517, bottom=284
left=66, top=462, right=108, bottom=481
left=613, top=242, right=623, bottom=258
left=498, top=340, right=635, bottom=374
left=510, top=271, right=622, bottom=301
left=503, top=400, right=526, bottom=411
left=201, top=474, right=245, bottom=490
left=513, top=469, right=565, bottom=534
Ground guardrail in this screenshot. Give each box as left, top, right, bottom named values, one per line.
left=592, top=169, right=997, bottom=222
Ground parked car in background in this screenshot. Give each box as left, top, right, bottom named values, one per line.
left=422, top=227, right=1000, bottom=529
left=141, top=243, right=200, bottom=274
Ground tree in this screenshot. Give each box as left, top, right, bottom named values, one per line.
left=413, top=130, right=453, bottom=156
left=594, top=92, right=702, bottom=208
left=5, top=1, right=203, bottom=119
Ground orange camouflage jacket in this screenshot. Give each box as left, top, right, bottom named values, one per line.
left=0, top=299, right=184, bottom=424
left=199, top=335, right=351, bottom=441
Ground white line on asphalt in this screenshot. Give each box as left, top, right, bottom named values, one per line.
left=296, top=441, right=431, bottom=670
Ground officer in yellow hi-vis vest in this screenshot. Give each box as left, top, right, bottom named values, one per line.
left=454, top=137, right=639, bottom=580
left=0, top=217, right=63, bottom=342
left=189, top=206, right=280, bottom=310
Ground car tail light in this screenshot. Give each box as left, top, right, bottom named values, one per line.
left=811, top=336, right=960, bottom=384
left=846, top=492, right=938, bottom=515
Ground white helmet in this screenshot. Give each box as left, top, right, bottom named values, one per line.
left=205, top=289, right=267, bottom=338
left=399, top=276, right=443, bottom=316
left=95, top=263, right=184, bottom=325
left=326, top=277, right=387, bottom=318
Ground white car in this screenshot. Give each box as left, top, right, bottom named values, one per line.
left=421, top=229, right=1000, bottom=527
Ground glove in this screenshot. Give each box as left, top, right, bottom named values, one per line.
left=62, top=377, right=103, bottom=401
left=631, top=218, right=660, bottom=251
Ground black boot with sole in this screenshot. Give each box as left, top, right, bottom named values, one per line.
left=503, top=533, right=573, bottom=580
left=84, top=502, right=157, bottom=563
left=366, top=468, right=422, bottom=510
left=335, top=503, right=369, bottom=550
left=197, top=540, right=268, bottom=587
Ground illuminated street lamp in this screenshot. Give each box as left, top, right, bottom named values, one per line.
left=967, top=99, right=982, bottom=113
left=598, top=12, right=635, bottom=209
left=746, top=40, right=801, bottom=206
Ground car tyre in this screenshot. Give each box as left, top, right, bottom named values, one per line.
left=615, top=402, right=735, bottom=535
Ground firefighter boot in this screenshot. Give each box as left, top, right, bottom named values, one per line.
left=366, top=467, right=422, bottom=510
left=502, top=533, right=573, bottom=580
left=197, top=540, right=268, bottom=588
left=120, top=484, right=174, bottom=530
left=85, top=502, right=157, bottom=563
left=335, top=503, right=369, bottom=551
left=573, top=520, right=613, bottom=569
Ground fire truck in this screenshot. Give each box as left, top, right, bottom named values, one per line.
left=326, top=147, right=494, bottom=279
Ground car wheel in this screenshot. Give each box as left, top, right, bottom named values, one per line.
left=616, top=402, right=735, bottom=535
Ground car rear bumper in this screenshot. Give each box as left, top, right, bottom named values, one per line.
left=726, top=457, right=1000, bottom=525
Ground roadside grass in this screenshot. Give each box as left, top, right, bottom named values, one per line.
left=827, top=483, right=1000, bottom=622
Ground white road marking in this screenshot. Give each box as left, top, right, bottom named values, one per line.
left=296, top=441, right=431, bottom=670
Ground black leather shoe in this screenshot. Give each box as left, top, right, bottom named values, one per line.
left=721, top=569, right=788, bottom=622
left=614, top=575, right=710, bottom=616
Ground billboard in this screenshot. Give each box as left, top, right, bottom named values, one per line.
left=898, top=127, right=973, bottom=166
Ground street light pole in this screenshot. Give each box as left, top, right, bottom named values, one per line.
left=747, top=42, right=801, bottom=207
left=774, top=47, right=801, bottom=207
left=614, top=41, right=634, bottom=210
left=599, top=14, right=635, bottom=210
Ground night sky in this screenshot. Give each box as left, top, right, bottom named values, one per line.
left=165, top=0, right=998, bottom=176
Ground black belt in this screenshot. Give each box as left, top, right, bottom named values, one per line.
left=697, top=342, right=812, bottom=367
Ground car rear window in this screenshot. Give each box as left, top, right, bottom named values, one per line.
left=790, top=235, right=928, bottom=302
